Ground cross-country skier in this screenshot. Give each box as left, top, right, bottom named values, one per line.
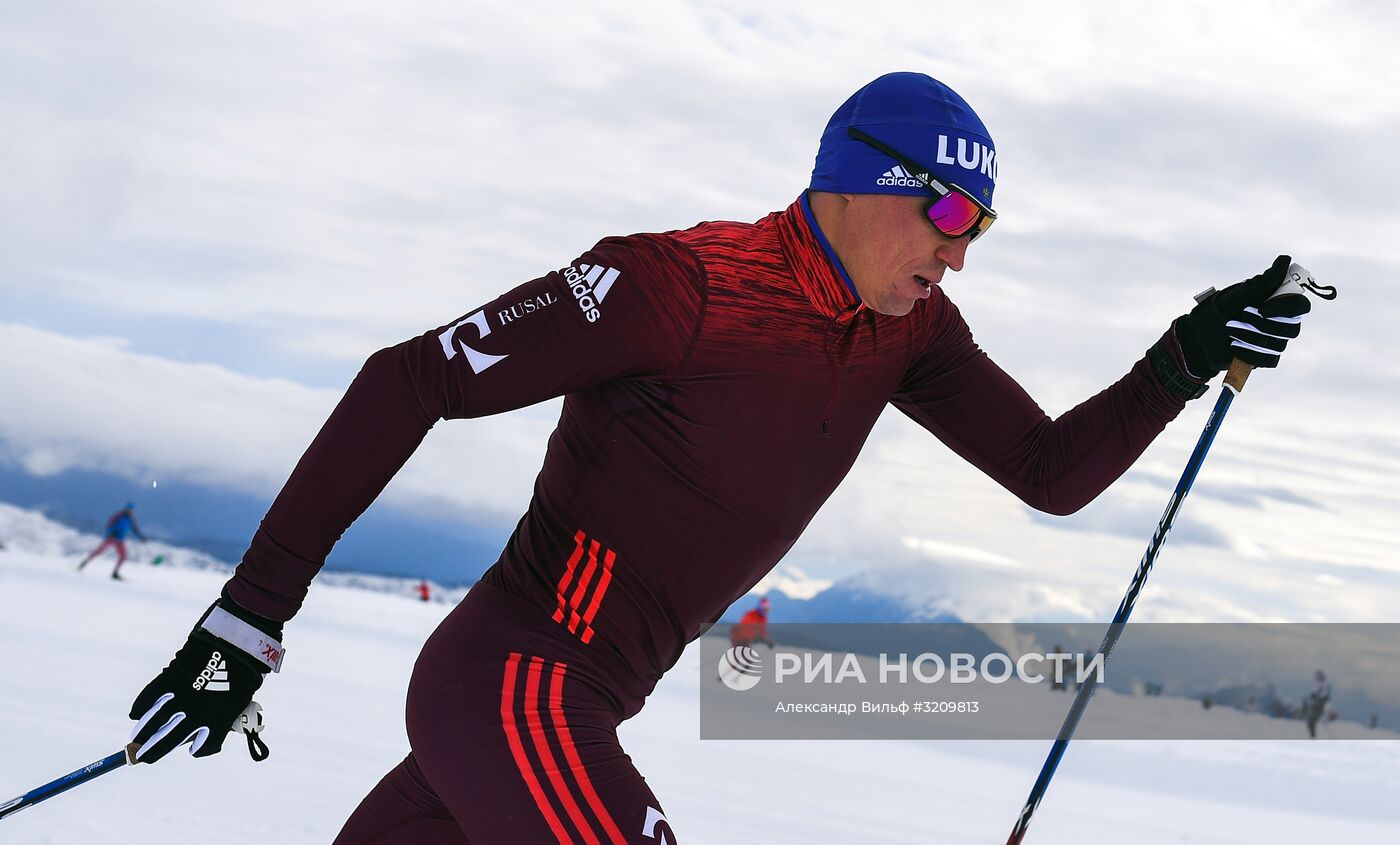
left=729, top=596, right=773, bottom=649
left=1306, top=669, right=1332, bottom=738
left=121, top=72, right=1311, bottom=843
left=76, top=502, right=146, bottom=581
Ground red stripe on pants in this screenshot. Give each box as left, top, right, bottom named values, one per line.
left=500, top=653, right=575, bottom=844
left=525, top=657, right=602, bottom=845
left=548, top=662, right=628, bottom=845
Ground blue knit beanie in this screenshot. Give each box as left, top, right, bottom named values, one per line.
left=810, top=72, right=997, bottom=207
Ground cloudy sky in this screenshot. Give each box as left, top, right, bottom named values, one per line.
left=2, top=0, right=1397, bottom=623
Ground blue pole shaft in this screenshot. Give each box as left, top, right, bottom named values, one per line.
left=1005, top=381, right=1240, bottom=845
left=0, top=746, right=134, bottom=821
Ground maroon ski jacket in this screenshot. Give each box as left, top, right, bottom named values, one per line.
left=226, top=194, right=1194, bottom=689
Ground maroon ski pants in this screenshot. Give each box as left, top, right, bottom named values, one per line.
left=332, top=582, right=678, bottom=844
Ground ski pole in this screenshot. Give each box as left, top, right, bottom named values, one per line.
left=0, top=745, right=136, bottom=821
left=0, top=701, right=266, bottom=822
left=1004, top=264, right=1332, bottom=844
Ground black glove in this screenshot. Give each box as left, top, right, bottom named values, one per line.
left=128, top=590, right=285, bottom=763
left=1174, top=254, right=1311, bottom=378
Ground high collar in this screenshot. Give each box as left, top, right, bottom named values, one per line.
left=774, top=192, right=862, bottom=319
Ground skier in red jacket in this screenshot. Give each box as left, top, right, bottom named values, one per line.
left=121, top=72, right=1310, bottom=843
left=730, top=597, right=773, bottom=649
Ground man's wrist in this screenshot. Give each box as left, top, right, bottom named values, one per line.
left=195, top=596, right=287, bottom=673
left=1148, top=329, right=1210, bottom=401
left=217, top=587, right=284, bottom=635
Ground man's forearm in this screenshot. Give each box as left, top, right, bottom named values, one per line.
left=225, top=345, right=436, bottom=621
left=894, top=326, right=1198, bottom=517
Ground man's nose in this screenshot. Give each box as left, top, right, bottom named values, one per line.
left=940, top=234, right=970, bottom=273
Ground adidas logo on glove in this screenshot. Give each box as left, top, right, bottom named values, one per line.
left=192, top=651, right=230, bottom=692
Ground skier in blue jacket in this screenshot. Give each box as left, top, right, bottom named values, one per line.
left=77, top=502, right=146, bottom=580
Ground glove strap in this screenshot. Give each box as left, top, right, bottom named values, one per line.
left=1148, top=339, right=1209, bottom=401
left=200, top=606, right=286, bottom=673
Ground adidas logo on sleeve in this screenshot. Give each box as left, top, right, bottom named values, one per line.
left=562, top=263, right=621, bottom=323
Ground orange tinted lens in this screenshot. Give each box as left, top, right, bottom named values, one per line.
left=926, top=193, right=980, bottom=236
left=968, top=213, right=994, bottom=242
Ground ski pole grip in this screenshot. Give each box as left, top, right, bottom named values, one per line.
left=1226, top=261, right=1312, bottom=394
left=1224, top=358, right=1253, bottom=392
left=125, top=742, right=140, bottom=765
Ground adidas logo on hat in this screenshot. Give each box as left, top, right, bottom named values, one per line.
left=876, top=165, right=928, bottom=189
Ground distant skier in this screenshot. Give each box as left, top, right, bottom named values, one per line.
left=417, top=580, right=431, bottom=602
left=77, top=502, right=146, bottom=581
left=729, top=596, right=773, bottom=649
left=1305, top=669, right=1331, bottom=739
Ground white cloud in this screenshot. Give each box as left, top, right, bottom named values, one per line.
left=0, top=323, right=554, bottom=525
left=902, top=536, right=1023, bottom=570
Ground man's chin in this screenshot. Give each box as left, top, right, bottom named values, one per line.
left=868, top=297, right=916, bottom=318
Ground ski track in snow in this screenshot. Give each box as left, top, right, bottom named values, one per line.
left=1, top=505, right=1397, bottom=844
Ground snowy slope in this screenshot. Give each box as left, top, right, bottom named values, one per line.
left=2, top=504, right=1398, bottom=843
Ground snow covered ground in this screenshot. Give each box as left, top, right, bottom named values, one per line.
left=2, top=504, right=1397, bottom=843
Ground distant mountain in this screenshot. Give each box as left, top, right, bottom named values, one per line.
left=0, top=463, right=508, bottom=586
left=724, top=564, right=962, bottom=624
left=0, top=501, right=469, bottom=605
left=716, top=566, right=1012, bottom=669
